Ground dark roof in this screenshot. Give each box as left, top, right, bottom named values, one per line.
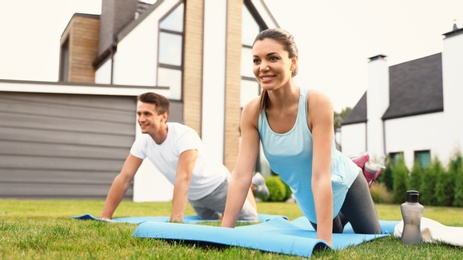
left=383, top=53, right=443, bottom=119
left=342, top=92, right=367, bottom=125
left=137, top=1, right=152, bottom=15
left=342, top=53, right=443, bottom=125
left=443, top=26, right=463, bottom=38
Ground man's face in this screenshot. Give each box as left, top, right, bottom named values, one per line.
left=136, top=102, right=166, bottom=134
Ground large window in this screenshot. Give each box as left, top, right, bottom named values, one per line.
left=240, top=4, right=261, bottom=107
left=241, top=2, right=267, bottom=174
left=415, top=150, right=431, bottom=169
left=157, top=3, right=184, bottom=100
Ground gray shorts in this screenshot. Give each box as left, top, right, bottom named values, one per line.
left=188, top=176, right=257, bottom=220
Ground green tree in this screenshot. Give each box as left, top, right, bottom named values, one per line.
left=392, top=156, right=409, bottom=204
left=449, top=151, right=463, bottom=207
left=334, top=107, right=352, bottom=130
left=435, top=164, right=454, bottom=207
left=378, top=157, right=394, bottom=191
left=409, top=159, right=423, bottom=191
left=419, top=156, right=440, bottom=206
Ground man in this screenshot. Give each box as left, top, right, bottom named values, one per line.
left=100, top=92, right=268, bottom=221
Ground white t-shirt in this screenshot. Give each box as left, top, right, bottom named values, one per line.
left=130, top=122, right=228, bottom=200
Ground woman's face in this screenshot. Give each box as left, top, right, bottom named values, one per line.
left=252, top=38, right=296, bottom=91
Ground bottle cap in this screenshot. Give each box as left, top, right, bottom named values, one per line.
left=406, top=190, right=419, bottom=203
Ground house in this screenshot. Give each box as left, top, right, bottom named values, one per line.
left=340, top=24, right=463, bottom=170
left=0, top=0, right=278, bottom=201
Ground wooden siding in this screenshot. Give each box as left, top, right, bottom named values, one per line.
left=0, top=92, right=136, bottom=199
left=223, top=0, right=243, bottom=171
left=61, top=14, right=100, bottom=83
left=183, top=0, right=204, bottom=135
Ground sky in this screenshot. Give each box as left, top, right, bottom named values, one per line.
left=1, top=0, right=462, bottom=112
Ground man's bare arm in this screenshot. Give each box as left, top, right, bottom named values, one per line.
left=170, top=149, right=197, bottom=222
left=100, top=154, right=143, bottom=220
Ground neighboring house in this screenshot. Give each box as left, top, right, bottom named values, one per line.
left=0, top=0, right=278, bottom=201
left=341, top=24, right=463, bottom=170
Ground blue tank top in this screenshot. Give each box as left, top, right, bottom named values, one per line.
left=258, top=88, right=359, bottom=223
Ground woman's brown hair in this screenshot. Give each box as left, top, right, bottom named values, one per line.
left=254, top=28, right=299, bottom=112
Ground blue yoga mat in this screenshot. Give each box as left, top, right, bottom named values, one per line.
left=71, top=213, right=286, bottom=224
left=133, top=216, right=399, bottom=258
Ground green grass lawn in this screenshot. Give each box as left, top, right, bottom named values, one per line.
left=1, top=199, right=462, bottom=259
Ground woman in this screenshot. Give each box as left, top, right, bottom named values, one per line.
left=221, top=28, right=382, bottom=246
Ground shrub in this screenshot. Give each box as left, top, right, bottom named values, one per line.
left=449, top=151, right=463, bottom=207
left=435, top=159, right=454, bottom=207
left=262, top=175, right=287, bottom=202
left=419, top=157, right=440, bottom=206
left=453, top=167, right=463, bottom=207
left=409, top=160, right=423, bottom=191
left=370, top=150, right=463, bottom=207
left=378, top=159, right=393, bottom=192
left=370, top=183, right=393, bottom=204
left=392, top=156, right=409, bottom=204
left=455, top=177, right=463, bottom=207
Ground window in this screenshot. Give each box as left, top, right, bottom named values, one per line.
left=59, top=37, right=70, bottom=82
left=157, top=2, right=184, bottom=100
left=415, top=150, right=431, bottom=169
left=389, top=152, right=404, bottom=166
left=240, top=79, right=259, bottom=107
left=159, top=32, right=183, bottom=66
left=241, top=1, right=266, bottom=173
left=241, top=3, right=263, bottom=108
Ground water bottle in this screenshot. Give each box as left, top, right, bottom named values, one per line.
left=400, top=190, right=424, bottom=244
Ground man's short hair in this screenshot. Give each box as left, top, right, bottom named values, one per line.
left=138, top=92, right=170, bottom=115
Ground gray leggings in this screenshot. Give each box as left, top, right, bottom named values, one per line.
left=311, top=173, right=382, bottom=234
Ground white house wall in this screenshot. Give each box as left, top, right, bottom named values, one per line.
left=341, top=123, right=366, bottom=158
left=112, top=1, right=180, bottom=89
left=109, top=0, right=181, bottom=202
left=95, top=59, right=112, bottom=84
left=442, top=31, right=463, bottom=160
left=201, top=0, right=227, bottom=164
left=383, top=29, right=463, bottom=169
left=0, top=80, right=155, bottom=96
left=367, top=57, right=388, bottom=161
left=249, top=0, right=278, bottom=28
left=384, top=112, right=452, bottom=167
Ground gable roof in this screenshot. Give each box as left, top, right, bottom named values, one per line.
left=342, top=53, right=443, bottom=125
left=383, top=53, right=443, bottom=119
left=342, top=92, right=367, bottom=125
